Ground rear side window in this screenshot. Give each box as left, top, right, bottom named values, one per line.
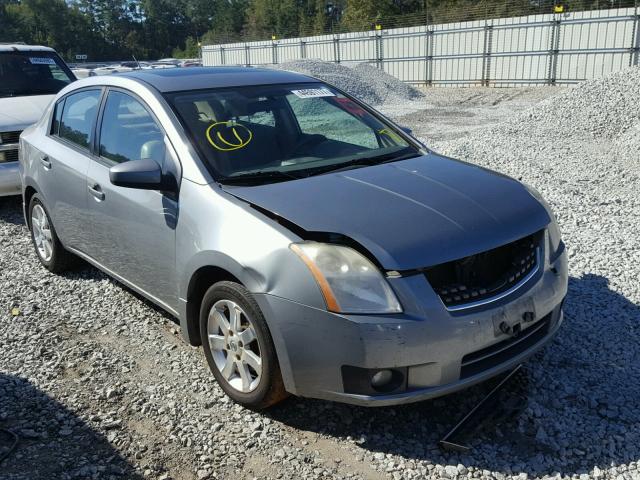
left=99, top=91, right=165, bottom=165
left=58, top=90, right=102, bottom=150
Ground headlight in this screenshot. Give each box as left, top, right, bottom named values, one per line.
left=524, top=184, right=562, bottom=255
left=547, top=217, right=562, bottom=255
left=290, top=242, right=402, bottom=314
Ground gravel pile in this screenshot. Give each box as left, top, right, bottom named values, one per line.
left=408, top=67, right=640, bottom=479
left=609, top=122, right=640, bottom=170
left=276, top=59, right=424, bottom=105
left=1, top=66, right=639, bottom=480
left=502, top=67, right=640, bottom=140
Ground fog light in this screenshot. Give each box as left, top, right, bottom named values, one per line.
left=371, top=369, right=394, bottom=389
left=342, top=365, right=407, bottom=395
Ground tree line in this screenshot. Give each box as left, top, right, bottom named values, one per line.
left=0, top=0, right=626, bottom=61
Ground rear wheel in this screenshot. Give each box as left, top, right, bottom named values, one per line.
left=200, top=281, right=287, bottom=409
left=28, top=195, right=75, bottom=273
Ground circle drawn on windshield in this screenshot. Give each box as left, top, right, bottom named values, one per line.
left=378, top=128, right=403, bottom=143
left=206, top=122, right=253, bottom=151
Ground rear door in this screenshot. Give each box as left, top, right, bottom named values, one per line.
left=84, top=88, right=179, bottom=309
left=41, top=88, right=103, bottom=250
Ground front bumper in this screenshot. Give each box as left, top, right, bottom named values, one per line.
left=254, top=246, right=568, bottom=407
left=0, top=162, right=21, bottom=197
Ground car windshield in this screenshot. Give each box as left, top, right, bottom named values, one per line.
left=167, top=83, right=420, bottom=185
left=0, top=51, right=75, bottom=98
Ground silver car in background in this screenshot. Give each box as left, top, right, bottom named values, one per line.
left=19, top=68, right=568, bottom=409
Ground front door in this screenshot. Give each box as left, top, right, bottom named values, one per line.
left=84, top=89, right=179, bottom=310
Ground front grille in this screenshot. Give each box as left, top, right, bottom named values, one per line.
left=0, top=131, right=21, bottom=144
left=0, top=130, right=21, bottom=163
left=0, top=149, right=19, bottom=163
left=425, top=231, right=542, bottom=309
left=460, top=313, right=551, bottom=379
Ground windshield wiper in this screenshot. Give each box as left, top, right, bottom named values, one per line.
left=221, top=170, right=302, bottom=186
left=306, top=150, right=420, bottom=177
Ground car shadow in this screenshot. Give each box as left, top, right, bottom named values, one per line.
left=268, top=273, right=640, bottom=478
left=0, top=196, right=179, bottom=326
left=0, top=196, right=24, bottom=225
left=0, top=373, right=143, bottom=479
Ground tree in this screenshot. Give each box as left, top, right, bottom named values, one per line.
left=341, top=0, right=396, bottom=31
left=172, top=36, right=201, bottom=58
left=244, top=0, right=302, bottom=39
left=200, top=0, right=249, bottom=44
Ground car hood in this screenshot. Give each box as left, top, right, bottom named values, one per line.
left=0, top=95, right=54, bottom=131
left=224, top=153, right=551, bottom=270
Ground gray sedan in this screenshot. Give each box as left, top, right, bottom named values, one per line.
left=19, top=68, right=567, bottom=409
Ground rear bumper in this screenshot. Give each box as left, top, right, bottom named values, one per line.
left=254, top=248, right=568, bottom=406
left=0, top=162, right=21, bottom=197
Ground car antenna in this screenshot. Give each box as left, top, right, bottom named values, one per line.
left=132, top=55, right=141, bottom=70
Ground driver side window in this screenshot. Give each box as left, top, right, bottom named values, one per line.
left=99, top=91, right=165, bottom=165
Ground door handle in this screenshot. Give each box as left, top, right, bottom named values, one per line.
left=40, top=155, right=51, bottom=169
left=88, top=184, right=105, bottom=201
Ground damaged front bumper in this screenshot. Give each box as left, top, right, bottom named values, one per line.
left=254, top=245, right=568, bottom=407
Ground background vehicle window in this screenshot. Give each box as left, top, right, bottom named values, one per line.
left=0, top=52, right=75, bottom=98
left=287, top=95, right=379, bottom=149
left=58, top=90, right=101, bottom=149
left=99, top=91, right=165, bottom=165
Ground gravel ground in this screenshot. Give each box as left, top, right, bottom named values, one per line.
left=1, top=67, right=639, bottom=480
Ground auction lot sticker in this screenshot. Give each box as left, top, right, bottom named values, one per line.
left=291, top=88, right=335, bottom=98
left=29, top=57, right=56, bottom=65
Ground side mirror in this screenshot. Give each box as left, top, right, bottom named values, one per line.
left=109, top=159, right=162, bottom=190
left=400, top=126, right=413, bottom=136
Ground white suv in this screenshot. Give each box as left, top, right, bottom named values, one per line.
left=0, top=44, right=75, bottom=196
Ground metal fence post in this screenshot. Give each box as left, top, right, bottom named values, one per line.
left=272, top=41, right=278, bottom=65
left=244, top=43, right=250, bottom=66
left=220, top=47, right=225, bottom=65
left=375, top=31, right=384, bottom=69
left=547, top=17, right=562, bottom=85
left=425, top=29, right=434, bottom=86
left=631, top=8, right=640, bottom=66
left=481, top=22, right=494, bottom=86
left=334, top=35, right=341, bottom=63
left=300, top=40, right=306, bottom=59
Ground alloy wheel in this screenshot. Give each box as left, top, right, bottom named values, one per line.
left=31, top=204, right=53, bottom=262
left=207, top=299, right=262, bottom=393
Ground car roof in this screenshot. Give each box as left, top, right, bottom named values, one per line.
left=0, top=43, right=56, bottom=53
left=118, top=66, right=320, bottom=93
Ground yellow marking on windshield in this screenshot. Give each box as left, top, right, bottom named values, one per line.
left=379, top=128, right=403, bottom=143
left=206, top=121, right=253, bottom=151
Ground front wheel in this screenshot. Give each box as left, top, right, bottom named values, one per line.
left=199, top=281, right=287, bottom=409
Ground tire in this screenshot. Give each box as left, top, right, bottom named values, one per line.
left=199, top=281, right=288, bottom=409
left=28, top=195, right=75, bottom=273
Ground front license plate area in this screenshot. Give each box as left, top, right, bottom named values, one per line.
left=491, top=296, right=537, bottom=337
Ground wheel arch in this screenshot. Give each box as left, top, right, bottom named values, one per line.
left=23, top=185, right=38, bottom=227
left=184, top=265, right=241, bottom=346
